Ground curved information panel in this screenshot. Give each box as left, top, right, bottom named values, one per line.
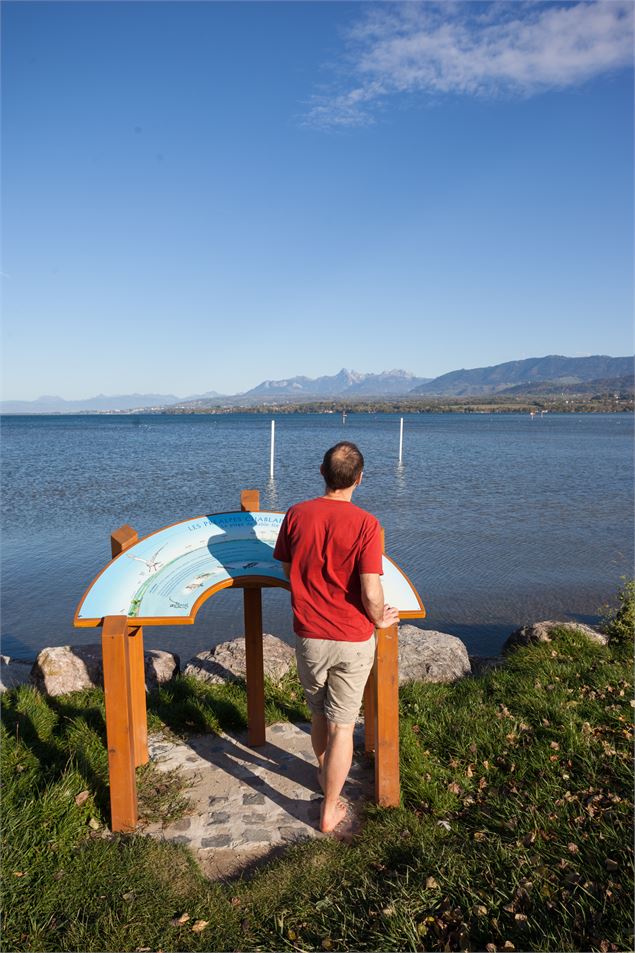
left=75, top=510, right=425, bottom=626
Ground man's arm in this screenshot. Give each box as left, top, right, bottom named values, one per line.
left=360, top=573, right=399, bottom=629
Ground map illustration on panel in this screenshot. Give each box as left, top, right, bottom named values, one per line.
left=77, top=512, right=287, bottom=623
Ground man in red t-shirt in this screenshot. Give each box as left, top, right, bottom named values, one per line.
left=273, top=441, right=399, bottom=833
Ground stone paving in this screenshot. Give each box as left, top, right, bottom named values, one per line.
left=140, top=722, right=374, bottom=879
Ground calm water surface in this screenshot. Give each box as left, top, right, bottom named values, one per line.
left=1, top=413, right=632, bottom=660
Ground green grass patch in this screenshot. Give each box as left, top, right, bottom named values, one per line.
left=1, top=618, right=632, bottom=952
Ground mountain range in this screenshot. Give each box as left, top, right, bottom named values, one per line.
left=1, top=355, right=632, bottom=413
left=244, top=368, right=431, bottom=398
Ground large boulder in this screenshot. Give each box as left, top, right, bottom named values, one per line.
left=503, top=621, right=608, bottom=655
left=31, top=644, right=180, bottom=696
left=397, top=626, right=471, bottom=684
left=0, top=655, right=34, bottom=692
left=184, top=634, right=295, bottom=685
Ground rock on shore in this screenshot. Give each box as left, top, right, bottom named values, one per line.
left=503, top=620, right=608, bottom=654
left=31, top=644, right=180, bottom=696
left=397, top=625, right=471, bottom=684
left=10, top=617, right=608, bottom=699
left=184, top=634, right=295, bottom=685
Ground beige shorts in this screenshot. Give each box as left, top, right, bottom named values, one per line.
left=295, top=635, right=376, bottom=725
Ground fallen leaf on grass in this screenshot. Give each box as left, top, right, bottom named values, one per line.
left=123, top=892, right=134, bottom=902
left=486, top=945, right=497, bottom=952
left=567, top=843, right=579, bottom=854
left=170, top=913, right=190, bottom=927
left=437, top=820, right=451, bottom=831
left=230, top=897, right=241, bottom=907
left=191, top=920, right=209, bottom=934
left=502, top=943, right=515, bottom=951
left=135, top=948, right=152, bottom=952
left=321, top=939, right=333, bottom=950
left=287, top=929, right=298, bottom=941
left=425, top=876, right=439, bottom=889
left=75, top=791, right=90, bottom=807
left=13, top=872, right=24, bottom=877
left=88, top=817, right=100, bottom=830
left=448, top=782, right=462, bottom=795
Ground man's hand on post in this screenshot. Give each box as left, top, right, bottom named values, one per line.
left=377, top=605, right=399, bottom=629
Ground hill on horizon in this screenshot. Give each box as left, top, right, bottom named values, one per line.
left=409, top=355, right=634, bottom=397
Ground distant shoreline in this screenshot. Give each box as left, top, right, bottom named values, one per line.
left=2, top=400, right=633, bottom=417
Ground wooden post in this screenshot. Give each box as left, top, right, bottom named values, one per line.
left=102, top=615, right=138, bottom=832
left=240, top=489, right=266, bottom=746
left=111, top=525, right=148, bottom=767
left=374, top=621, right=400, bottom=807
left=110, top=524, right=137, bottom=560
left=373, top=526, right=400, bottom=806
left=244, top=587, right=266, bottom=747
left=240, top=489, right=260, bottom=512
left=127, top=627, right=149, bottom=766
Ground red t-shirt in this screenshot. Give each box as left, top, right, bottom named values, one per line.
left=273, top=497, right=383, bottom=641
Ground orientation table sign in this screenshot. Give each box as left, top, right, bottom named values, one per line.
left=75, top=510, right=425, bottom=626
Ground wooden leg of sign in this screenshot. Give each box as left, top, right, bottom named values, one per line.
left=374, top=623, right=400, bottom=808
left=127, top=626, right=149, bottom=767
left=244, top=588, right=266, bottom=747
left=110, top=524, right=138, bottom=560
left=363, top=662, right=376, bottom=753
left=102, top=616, right=138, bottom=832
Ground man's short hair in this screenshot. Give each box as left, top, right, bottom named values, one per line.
left=321, top=442, right=364, bottom=490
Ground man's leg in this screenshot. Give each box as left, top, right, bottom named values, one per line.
left=311, top=712, right=328, bottom=787
left=319, top=636, right=377, bottom=831
left=320, top=720, right=355, bottom=833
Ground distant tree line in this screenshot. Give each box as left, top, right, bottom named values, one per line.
left=163, top=391, right=634, bottom=415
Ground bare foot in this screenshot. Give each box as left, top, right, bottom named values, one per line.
left=320, top=798, right=348, bottom=833
left=330, top=807, right=357, bottom=844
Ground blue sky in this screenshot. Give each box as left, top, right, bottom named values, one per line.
left=2, top=1, right=633, bottom=400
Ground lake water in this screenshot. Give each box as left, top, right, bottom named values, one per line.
left=1, top=413, right=632, bottom=661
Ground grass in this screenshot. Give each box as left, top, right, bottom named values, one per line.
left=1, top=609, right=633, bottom=952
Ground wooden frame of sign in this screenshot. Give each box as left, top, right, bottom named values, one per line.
left=93, top=490, right=424, bottom=832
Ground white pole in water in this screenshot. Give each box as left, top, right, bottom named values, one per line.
left=398, top=416, right=404, bottom=464
left=270, top=419, right=275, bottom=478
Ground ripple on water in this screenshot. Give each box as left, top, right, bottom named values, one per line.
left=1, top=413, right=632, bottom=659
